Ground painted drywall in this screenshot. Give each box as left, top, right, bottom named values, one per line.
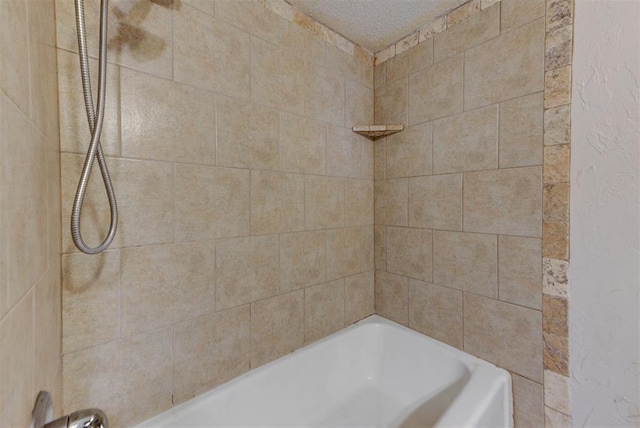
left=570, top=0, right=640, bottom=426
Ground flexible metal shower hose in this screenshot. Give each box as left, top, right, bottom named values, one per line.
left=71, top=0, right=118, bottom=254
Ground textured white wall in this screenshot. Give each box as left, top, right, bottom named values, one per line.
left=571, top=0, right=640, bottom=426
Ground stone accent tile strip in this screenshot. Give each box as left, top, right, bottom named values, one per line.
left=544, top=332, right=569, bottom=376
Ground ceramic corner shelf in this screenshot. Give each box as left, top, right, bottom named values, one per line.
left=352, top=125, right=404, bottom=140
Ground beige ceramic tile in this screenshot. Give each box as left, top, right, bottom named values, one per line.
left=409, top=55, right=463, bottom=125
left=34, top=264, right=62, bottom=397
left=374, top=139, right=386, bottom=180
left=408, top=279, right=463, bottom=349
left=419, top=16, right=447, bottom=41
left=57, top=49, right=120, bottom=157
left=386, top=50, right=410, bottom=83
left=305, top=175, right=345, bottom=230
left=326, top=44, right=361, bottom=82
left=120, top=241, right=216, bottom=337
left=544, top=183, right=569, bottom=222
left=182, top=0, right=214, bottom=15
left=251, top=37, right=306, bottom=114
left=346, top=80, right=373, bottom=126
left=544, top=370, right=571, bottom=415
left=278, top=18, right=325, bottom=67
left=216, top=96, right=279, bottom=170
left=0, top=96, right=8, bottom=318
left=62, top=251, right=120, bottom=353
left=61, top=155, right=174, bottom=252
left=464, top=19, right=545, bottom=110
left=544, top=105, right=571, bottom=146
left=498, top=236, right=542, bottom=309
left=306, top=67, right=346, bottom=126
left=395, top=32, right=419, bottom=56
left=544, top=66, right=572, bottom=108
left=464, top=293, right=543, bottom=382
left=512, top=374, right=544, bottom=428
left=409, top=174, right=463, bottom=231
left=46, top=150, right=62, bottom=266
left=173, top=306, right=251, bottom=403
left=63, top=328, right=172, bottom=427
left=406, top=38, right=435, bottom=75
left=251, top=170, right=305, bottom=235
left=546, top=25, right=573, bottom=71
left=280, top=230, right=326, bottom=292
left=501, top=0, right=545, bottom=32
left=373, top=62, right=386, bottom=90
left=433, top=231, right=497, bottom=298
left=447, top=0, right=481, bottom=27
left=499, top=93, right=544, bottom=168
left=481, top=0, right=500, bottom=9
left=463, top=166, right=542, bottom=237
left=360, top=139, right=375, bottom=179
left=216, top=0, right=280, bottom=44
left=386, top=227, right=433, bottom=282
left=251, top=290, right=304, bottom=368
left=216, top=236, right=279, bottom=311
left=4, top=103, right=48, bottom=307
left=375, top=45, right=395, bottom=66
left=327, top=127, right=363, bottom=178
left=543, top=258, right=569, bottom=298
left=386, top=122, right=433, bottom=178
left=375, top=179, right=408, bottom=226
left=374, top=77, right=408, bottom=124
left=0, top=0, right=30, bottom=112
left=546, top=0, right=574, bottom=32
left=326, top=227, right=361, bottom=281
left=543, top=221, right=569, bottom=260
left=545, top=406, right=572, bottom=427
left=434, top=4, right=499, bottom=63
left=0, top=290, right=34, bottom=428
left=360, top=226, right=375, bottom=271
left=345, top=271, right=375, bottom=325
left=174, top=164, right=250, bottom=241
left=544, top=144, right=570, bottom=183
left=374, top=225, right=386, bottom=270
left=174, top=4, right=249, bottom=98
left=280, top=112, right=326, bottom=175
left=305, top=280, right=345, bottom=343
left=544, top=332, right=569, bottom=376
left=345, top=179, right=374, bottom=227
left=433, top=105, right=498, bottom=173
left=375, top=270, right=408, bottom=326
left=120, top=68, right=216, bottom=165
left=543, top=295, right=568, bottom=337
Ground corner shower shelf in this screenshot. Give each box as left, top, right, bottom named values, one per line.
left=352, top=125, right=404, bottom=140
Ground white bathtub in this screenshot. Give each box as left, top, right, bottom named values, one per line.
left=136, top=315, right=512, bottom=428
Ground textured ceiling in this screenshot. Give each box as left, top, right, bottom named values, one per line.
left=287, top=0, right=469, bottom=52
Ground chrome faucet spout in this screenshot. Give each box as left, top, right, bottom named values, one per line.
left=31, top=392, right=109, bottom=428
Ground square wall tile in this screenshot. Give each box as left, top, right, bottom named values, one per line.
left=375, top=179, right=408, bottom=226
left=409, top=55, right=463, bottom=125
left=499, top=93, right=544, bottom=168
left=280, top=112, right=326, bottom=175
left=216, top=236, right=279, bottom=311
left=280, top=230, right=326, bottom=292
left=374, top=77, right=408, bottom=124
left=305, top=175, right=345, bottom=230
left=305, top=280, right=345, bottom=344
left=326, top=227, right=361, bottom=281
left=345, top=179, right=374, bottom=227
left=513, top=374, right=544, bottom=428
left=433, top=231, right=497, bottom=298
left=174, top=6, right=250, bottom=98
left=386, top=122, right=432, bottom=178
left=433, top=105, right=498, bottom=174
left=345, top=271, right=375, bottom=325
left=327, top=127, right=363, bottom=178
left=216, top=96, right=279, bottom=170
left=375, top=270, right=408, bottom=326
left=0, top=0, right=29, bottom=112
left=464, top=19, right=544, bottom=110
left=346, top=80, right=374, bottom=127
left=251, top=291, right=304, bottom=368
left=464, top=293, right=543, bottom=382
left=498, top=236, right=542, bottom=309
left=215, top=0, right=280, bottom=44
left=360, top=226, right=375, bottom=272
left=306, top=67, right=346, bottom=126
left=374, top=225, right=386, bottom=270
left=251, top=170, right=305, bottom=235
left=34, top=264, right=62, bottom=396
left=409, top=174, right=463, bottom=231
left=501, top=0, right=545, bottom=32
left=174, top=164, right=250, bottom=241
left=386, top=227, right=433, bottom=282
left=408, top=279, right=463, bottom=349
left=463, top=166, right=542, bottom=237
left=173, top=307, right=250, bottom=403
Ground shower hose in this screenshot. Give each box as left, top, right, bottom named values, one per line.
left=71, top=0, right=118, bottom=254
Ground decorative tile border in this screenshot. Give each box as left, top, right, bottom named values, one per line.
left=374, top=0, right=501, bottom=65
left=542, top=0, right=573, bottom=425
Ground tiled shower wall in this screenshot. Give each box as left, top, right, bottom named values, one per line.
left=373, top=0, right=573, bottom=426
left=55, top=0, right=374, bottom=425
left=0, top=0, right=62, bottom=426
